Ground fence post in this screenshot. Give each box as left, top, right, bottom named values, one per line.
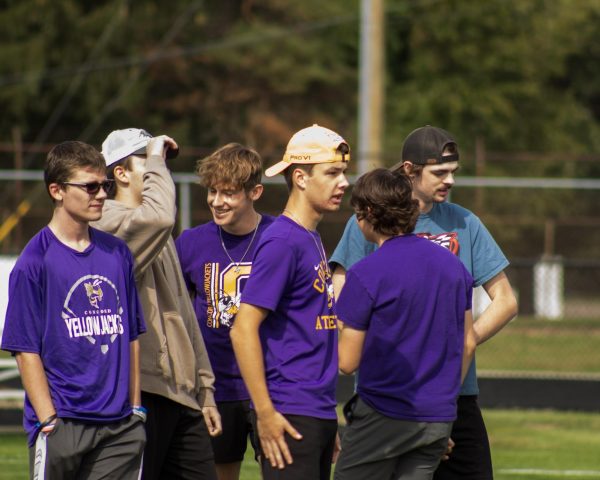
left=533, top=255, right=564, bottom=320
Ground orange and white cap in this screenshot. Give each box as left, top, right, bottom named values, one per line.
left=265, top=124, right=350, bottom=177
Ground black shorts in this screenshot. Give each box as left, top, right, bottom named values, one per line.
left=253, top=413, right=338, bottom=480
left=142, top=392, right=216, bottom=480
left=211, top=400, right=257, bottom=464
left=433, top=395, right=493, bottom=480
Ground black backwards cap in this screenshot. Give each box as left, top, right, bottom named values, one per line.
left=401, top=126, right=459, bottom=165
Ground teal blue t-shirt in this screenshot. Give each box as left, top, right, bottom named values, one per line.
left=329, top=201, right=509, bottom=395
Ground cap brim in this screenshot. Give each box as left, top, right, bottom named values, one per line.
left=265, top=161, right=291, bottom=177
left=103, top=140, right=149, bottom=167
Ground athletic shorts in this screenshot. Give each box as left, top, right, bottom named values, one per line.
left=29, top=415, right=145, bottom=480
left=433, top=395, right=493, bottom=480
left=142, top=391, right=217, bottom=480
left=335, top=395, right=451, bottom=480
left=252, top=413, right=337, bottom=480
left=211, top=400, right=257, bottom=464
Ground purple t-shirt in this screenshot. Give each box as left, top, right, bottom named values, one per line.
left=335, top=234, right=473, bottom=422
left=1, top=227, right=146, bottom=446
left=241, top=216, right=338, bottom=420
left=176, top=215, right=275, bottom=402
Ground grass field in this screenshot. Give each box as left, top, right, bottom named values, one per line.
left=1, top=409, right=600, bottom=479
left=1, top=318, right=599, bottom=478
left=475, top=316, right=600, bottom=374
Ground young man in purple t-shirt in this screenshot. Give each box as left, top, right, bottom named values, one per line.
left=176, top=143, right=274, bottom=480
left=1, top=141, right=146, bottom=479
left=230, top=124, right=350, bottom=480
left=334, top=168, right=476, bottom=480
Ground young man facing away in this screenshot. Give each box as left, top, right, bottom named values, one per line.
left=92, top=128, right=221, bottom=480
left=1, top=141, right=146, bottom=479
left=330, top=125, right=518, bottom=480
left=334, top=168, right=476, bottom=480
left=175, top=143, right=275, bottom=480
left=230, top=124, right=350, bottom=480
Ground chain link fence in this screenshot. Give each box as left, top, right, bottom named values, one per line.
left=1, top=173, right=600, bottom=385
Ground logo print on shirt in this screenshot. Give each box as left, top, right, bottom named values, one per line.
left=84, top=279, right=104, bottom=308
left=204, top=262, right=251, bottom=329
left=61, top=275, right=125, bottom=355
left=312, top=260, right=334, bottom=309
left=417, top=232, right=460, bottom=256
left=217, top=290, right=241, bottom=328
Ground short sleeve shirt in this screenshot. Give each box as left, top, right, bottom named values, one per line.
left=1, top=227, right=146, bottom=446
left=176, top=215, right=275, bottom=402
left=330, top=202, right=509, bottom=395
left=240, top=216, right=338, bottom=420
left=336, top=235, right=473, bottom=420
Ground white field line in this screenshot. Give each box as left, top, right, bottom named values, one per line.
left=499, top=468, right=600, bottom=477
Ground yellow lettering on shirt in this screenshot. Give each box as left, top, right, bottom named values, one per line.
left=315, top=315, right=337, bottom=330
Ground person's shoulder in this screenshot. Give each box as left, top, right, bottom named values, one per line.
left=259, top=213, right=277, bottom=228
left=98, top=198, right=128, bottom=214
left=11, top=228, right=61, bottom=282
left=435, top=201, right=483, bottom=227
left=255, top=216, right=300, bottom=256
left=15, top=228, right=50, bottom=268
left=416, top=234, right=467, bottom=270
left=90, top=227, right=131, bottom=256
left=178, top=221, right=216, bottom=243
left=91, top=199, right=128, bottom=231
left=436, top=201, right=475, bottom=217
left=260, top=216, right=293, bottom=240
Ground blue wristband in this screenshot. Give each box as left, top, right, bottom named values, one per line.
left=132, top=405, right=147, bottom=422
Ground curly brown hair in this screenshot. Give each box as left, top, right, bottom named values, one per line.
left=196, top=143, right=262, bottom=191
left=351, top=168, right=419, bottom=236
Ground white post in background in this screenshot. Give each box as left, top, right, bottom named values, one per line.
left=0, top=256, right=18, bottom=337
left=534, top=256, right=564, bottom=320
left=358, top=0, right=385, bottom=175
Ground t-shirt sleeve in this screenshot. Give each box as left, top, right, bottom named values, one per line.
left=174, top=232, right=194, bottom=292
left=329, top=215, right=378, bottom=271
left=123, top=248, right=146, bottom=339
left=335, top=269, right=374, bottom=331
left=470, top=216, right=509, bottom=287
left=1, top=267, right=44, bottom=353
left=241, top=237, right=295, bottom=311
left=463, top=265, right=474, bottom=311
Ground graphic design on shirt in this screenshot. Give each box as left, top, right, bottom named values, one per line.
left=312, top=260, right=335, bottom=309
left=418, top=232, right=460, bottom=255
left=315, top=314, right=337, bottom=330
left=204, top=262, right=252, bottom=328
left=312, top=259, right=337, bottom=330
left=61, top=274, right=125, bottom=355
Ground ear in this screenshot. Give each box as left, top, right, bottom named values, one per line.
left=112, top=165, right=130, bottom=185
left=291, top=168, right=307, bottom=190
left=402, top=161, right=416, bottom=177
left=48, top=183, right=64, bottom=202
left=248, top=184, right=264, bottom=202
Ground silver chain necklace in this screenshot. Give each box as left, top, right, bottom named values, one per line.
left=218, top=214, right=260, bottom=274
left=283, top=209, right=331, bottom=279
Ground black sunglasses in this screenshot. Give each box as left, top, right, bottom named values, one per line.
left=62, top=180, right=114, bottom=195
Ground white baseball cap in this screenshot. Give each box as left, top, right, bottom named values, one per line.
left=101, top=128, right=153, bottom=167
